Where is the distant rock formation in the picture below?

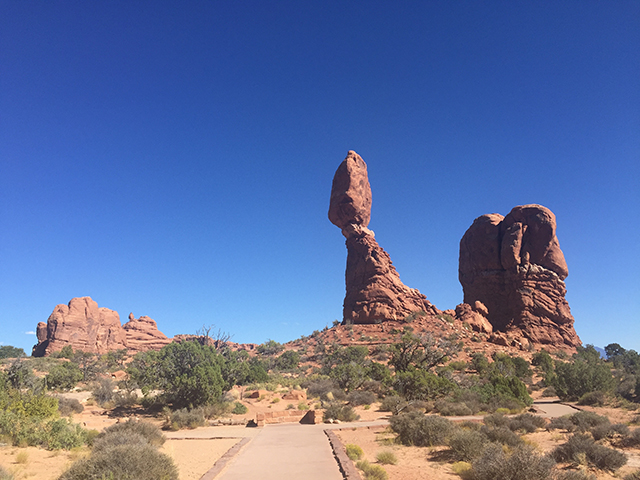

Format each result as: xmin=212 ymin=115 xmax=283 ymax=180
xmin=122 ymin=313 xmax=172 ymax=353
xmin=329 ymin=151 xmax=439 ymax=324
xmin=459 ymin=204 xmax=581 ymax=347
xmin=32 ymin=297 xmax=171 ymax=356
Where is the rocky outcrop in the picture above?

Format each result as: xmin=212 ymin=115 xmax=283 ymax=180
xmin=329 ymin=151 xmax=438 ymax=324
xmin=459 ymin=204 xmax=581 ymax=347
xmin=454 ymin=302 xmax=493 ymax=334
xmin=32 ymin=297 xmax=127 ymax=357
xmin=32 ymin=297 xmax=171 ymax=356
xmin=122 ymin=313 xmax=172 ymax=353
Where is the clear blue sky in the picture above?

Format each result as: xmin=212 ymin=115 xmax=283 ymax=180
xmin=1 ymin=1 xmax=638 ymax=355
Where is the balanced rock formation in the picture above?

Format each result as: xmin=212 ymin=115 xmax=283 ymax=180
xmin=459 ymin=204 xmax=581 ymax=347
xmin=32 ymin=297 xmax=171 ymax=356
xmin=329 ymin=151 xmax=438 ymax=324
xmin=122 ymin=313 xmax=172 ymax=353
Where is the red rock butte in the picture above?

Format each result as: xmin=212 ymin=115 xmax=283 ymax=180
xmin=329 ymin=151 xmax=439 ymax=324
xmin=459 ymin=205 xmax=581 ymax=347
xmin=32 ymin=296 xmax=171 ymax=356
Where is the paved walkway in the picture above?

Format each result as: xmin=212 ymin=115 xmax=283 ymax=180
xmin=214 ymin=423 xmax=343 ymax=480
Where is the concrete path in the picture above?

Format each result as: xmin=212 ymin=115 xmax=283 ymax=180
xmin=531 ymin=399 xmax=580 ymax=418
xmin=215 ymin=423 xmax=343 ymax=480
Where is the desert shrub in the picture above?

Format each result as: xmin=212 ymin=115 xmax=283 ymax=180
xmin=552 ymin=433 xmax=627 ymax=471
xmin=323 ymin=403 xmax=360 ymax=422
xmin=92 ymin=431 xmax=148 ymax=452
xmin=91 ymin=378 xmax=116 ymax=407
xmin=451 ymin=461 xmax=472 ymax=476
xmin=356 ymin=460 xmax=388 ymax=480
xmin=471 ymin=443 xmax=555 ymax=480
xmin=577 ymin=391 xmax=607 ymax=406
xmin=347 ymin=390 xmax=376 ymax=406
xmin=547 ymin=415 xmax=575 ymax=431
xmin=542 ymin=386 xmax=557 ymax=397
xmin=555 ymin=471 xmax=597 ymax=480
xmin=376 ymin=450 xmax=397 ymax=465
xmin=59 ymin=442 xmax=178 ymax=480
xmin=569 ymin=411 xmax=610 ymax=432
xmin=97 ymin=419 xmax=165 ymax=447
xmin=197 ymin=401 xmax=233 ymax=418
xmin=623 ymin=428 xmax=640 ymax=447
xmin=345 ymin=443 xmax=364 ymax=460
xmin=483 ymin=412 xmax=511 ymax=429
xmin=232 ymin=401 xmax=248 ymax=414
xmin=57 ymin=397 xmax=84 ymax=416
xmin=0 ymin=466 xmax=13 ymax=480
xmin=591 ymin=423 xmax=629 ymax=441
xmin=460 ymin=420 xmax=482 ymax=431
xmin=46 ymin=362 xmax=83 ymax=391
xmin=470 ymin=353 xmax=489 ymax=375
xmin=164 ymin=407 xmax=205 ymax=430
xmin=449 ymin=361 xmax=467 ymax=371
xmin=509 ymin=413 xmax=547 ymax=433
xmin=434 ymin=399 xmax=472 ymax=416
xmin=480 ymin=426 xmax=523 ymax=447
xmin=390 ymin=412 xmax=456 ymax=447
xmin=625 ymin=471 xmax=640 ymax=480
xmin=379 ymin=395 xmax=407 ymax=415
xmin=448 ymin=428 xmax=489 ymax=462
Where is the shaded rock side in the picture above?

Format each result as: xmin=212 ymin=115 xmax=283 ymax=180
xmin=32 ymin=297 xmax=127 ymax=357
xmin=459 ymin=204 xmax=580 ymax=347
xmin=330 ymin=151 xmax=438 ymax=324
xmin=122 ymin=313 xmax=172 ymax=353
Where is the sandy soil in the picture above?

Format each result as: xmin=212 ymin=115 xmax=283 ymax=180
xmin=161 ymin=438 xmax=240 ymax=480
xmin=0 ymin=445 xmax=88 ymax=480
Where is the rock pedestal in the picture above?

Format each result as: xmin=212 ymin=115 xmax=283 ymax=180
xmin=329 ymin=151 xmax=438 ymax=324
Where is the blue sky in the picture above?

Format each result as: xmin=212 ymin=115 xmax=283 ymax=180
xmin=1 ymin=1 xmax=638 ymax=355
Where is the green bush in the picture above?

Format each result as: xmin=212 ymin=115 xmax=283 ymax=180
xmin=97 ymin=419 xmax=165 ymax=447
xmin=393 ymin=368 xmax=456 ymax=401
xmin=323 ymin=403 xmax=360 ymax=422
xmin=554 ymin=345 xmax=615 ymax=400
xmin=625 ymin=471 xmax=640 ymax=480
xmin=345 ymin=443 xmax=364 ymax=460
xmin=91 ymin=378 xmax=116 ymax=407
xmin=232 ymin=401 xmax=248 ymax=414
xmin=0 ymin=346 xmax=25 ymax=360
xmin=471 ymin=443 xmax=555 ymax=480
xmin=59 ymin=442 xmax=178 ymax=480
xmin=551 ymin=433 xmax=627 ymax=471
xmin=434 ymin=399 xmax=472 ymax=416
xmin=375 ymin=450 xmax=397 ymax=465
xmin=591 ymin=423 xmax=629 ymax=441
xmin=46 ymin=362 xmax=83 ymax=391
xmin=447 ymin=428 xmax=489 ymax=462
xmin=57 ymin=397 xmax=84 ymax=416
xmin=390 ymin=412 xmax=456 ymax=447
xmin=508 ymin=413 xmax=547 ymax=433
xmin=379 ymin=395 xmax=407 ymax=415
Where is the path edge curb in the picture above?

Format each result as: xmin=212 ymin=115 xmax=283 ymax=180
xmin=199 ymin=437 xmax=251 ymax=480
xmin=324 ymin=429 xmax=363 ymax=480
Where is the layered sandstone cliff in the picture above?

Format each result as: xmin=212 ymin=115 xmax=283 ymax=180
xmin=459 ymin=204 xmax=581 ymax=347
xmin=329 ymin=151 xmax=438 ymax=324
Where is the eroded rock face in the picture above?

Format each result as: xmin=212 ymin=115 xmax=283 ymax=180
xmin=459 ymin=204 xmax=580 ymax=347
xmin=122 ymin=313 xmax=172 ymax=353
xmin=32 ymin=297 xmax=127 ymax=357
xmin=32 ymin=297 xmax=171 ymax=356
xmin=330 ymin=151 xmax=438 ymax=324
